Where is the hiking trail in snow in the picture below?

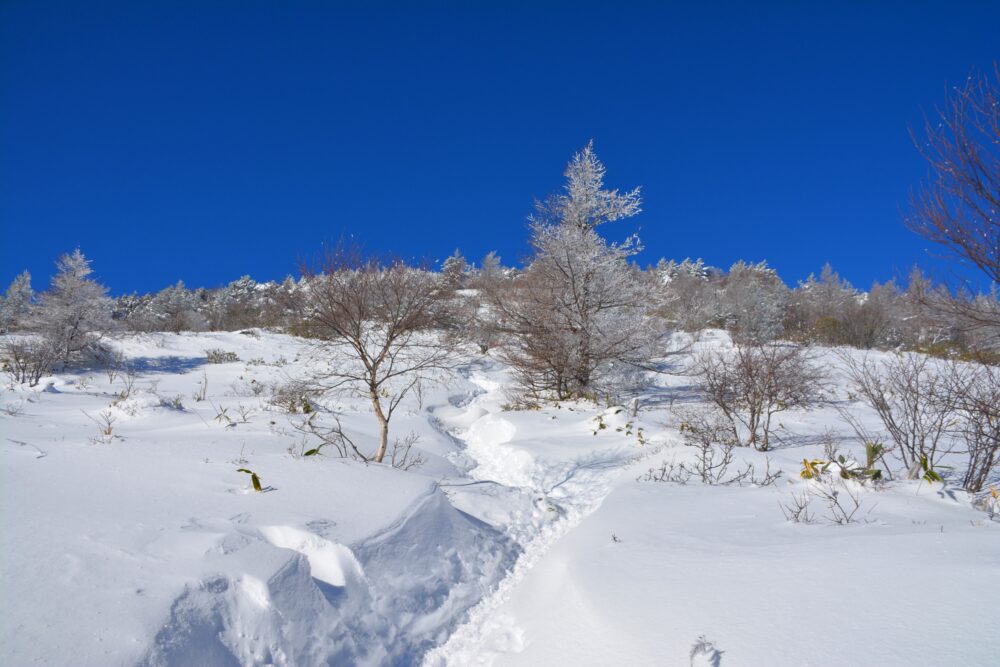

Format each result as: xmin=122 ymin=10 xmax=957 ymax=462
xmin=424 ymin=364 xmax=655 ymax=666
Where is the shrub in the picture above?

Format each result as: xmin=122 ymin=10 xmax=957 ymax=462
xmin=692 ymin=341 xmax=827 ymax=451
xmin=838 ymin=351 xmax=955 ymax=474
xmin=2 ymin=338 xmax=56 ymax=387
xmin=205 ymin=349 xmax=240 ymax=364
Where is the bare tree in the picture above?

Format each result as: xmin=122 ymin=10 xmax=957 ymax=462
xmin=906 ymin=65 xmax=1000 ymax=344
xmin=2 ymin=337 xmax=57 ymax=387
xmin=838 ymin=352 xmax=956 ymax=473
xmin=907 ymin=63 xmax=1000 ymax=285
xmin=692 ymin=341 xmax=827 ymax=451
xmin=293 ymin=244 xmax=452 ymax=463
xmin=943 ymin=360 xmax=1000 ymax=492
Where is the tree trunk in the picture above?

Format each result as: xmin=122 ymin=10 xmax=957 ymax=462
xmin=371 ymin=395 xmax=389 ymax=463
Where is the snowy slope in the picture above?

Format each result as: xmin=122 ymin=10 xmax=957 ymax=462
xmin=1 ymin=332 xmax=515 ymax=666
xmin=2 ymin=330 xmax=998 ymax=666
xmin=428 ymin=335 xmax=1000 ymax=667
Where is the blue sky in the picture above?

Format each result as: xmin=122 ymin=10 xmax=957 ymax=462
xmin=1 ymin=1 xmax=998 ymax=295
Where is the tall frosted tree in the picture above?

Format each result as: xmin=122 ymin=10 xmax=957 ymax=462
xmin=34 ymin=249 xmax=113 ymax=366
xmin=531 ymin=140 xmax=642 ymax=231
xmin=490 ymin=143 xmax=664 ymax=399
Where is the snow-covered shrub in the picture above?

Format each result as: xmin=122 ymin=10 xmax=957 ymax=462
xmin=205 ymin=349 xmax=240 ymax=364
xmin=268 ymin=380 xmax=316 ymax=414
xmin=389 ymin=432 xmax=426 ymax=471
xmin=783 ymin=478 xmax=870 ymax=525
xmin=812 ymin=479 xmax=867 ymax=524
xmin=798 ymin=448 xmax=884 ymax=483
xmin=159 ymin=394 xmax=185 ymax=411
xmin=642 ymin=458 xmax=692 ymax=484
xmin=779 ymin=491 xmax=815 ymax=523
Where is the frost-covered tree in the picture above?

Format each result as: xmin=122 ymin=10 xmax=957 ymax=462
xmin=787 ymin=264 xmax=858 ymax=344
xmin=33 ymin=249 xmax=114 ymax=366
xmin=211 ymin=275 xmax=261 ymax=330
xmin=112 ymin=293 xmax=147 ymax=330
xmin=531 ymin=140 xmax=642 ymax=231
xmin=718 ymin=261 xmax=789 ymax=344
xmin=897 ymin=267 xmax=954 ymax=348
xmin=654 ymin=258 xmax=722 ymax=332
xmin=469 ymin=251 xmax=507 ymax=290
xmin=656 ymin=257 xmax=713 ymax=284
xmin=841 ymin=280 xmax=902 ymax=349
xmin=490 ymin=144 xmax=664 ymax=399
xmin=146 ymin=281 xmax=202 ymax=332
xmin=441 ymin=249 xmax=469 ymax=289
xmin=0 ymin=271 xmax=34 ymax=333
xmin=256 ymin=276 xmax=298 ymax=328
xmin=443 ymin=251 xmax=508 ymax=354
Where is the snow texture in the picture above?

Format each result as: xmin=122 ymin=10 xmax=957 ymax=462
xmin=2 ymin=330 xmax=998 ymax=666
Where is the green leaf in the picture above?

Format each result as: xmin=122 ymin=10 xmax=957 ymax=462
xmin=304 ymin=448 xmax=320 ymax=456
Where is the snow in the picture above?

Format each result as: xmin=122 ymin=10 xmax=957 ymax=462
xmin=2 ymin=330 xmax=998 ymax=666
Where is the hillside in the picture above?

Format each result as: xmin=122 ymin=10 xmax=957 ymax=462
xmin=2 ymin=330 xmax=997 ymax=666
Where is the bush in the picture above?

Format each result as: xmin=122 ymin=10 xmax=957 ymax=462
xmin=205 ymin=349 xmax=240 ymax=364
xmin=2 ymin=338 xmax=56 ymax=387
xmin=268 ymin=381 xmax=317 ymax=414
xmin=838 ymin=352 xmax=955 ymax=474
xmin=944 ymin=361 xmax=1000 ymax=493
xmin=692 ymin=341 xmax=827 ymax=451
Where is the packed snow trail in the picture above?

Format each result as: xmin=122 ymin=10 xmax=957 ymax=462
xmin=424 ymin=364 xmax=652 ymax=666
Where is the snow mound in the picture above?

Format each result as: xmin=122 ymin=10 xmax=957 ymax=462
xmin=464 ymin=415 xmax=535 ymax=488
xmin=139 ymin=541 xmax=338 ymax=667
xmin=259 ymin=524 xmax=365 ymax=588
xmin=137 ymin=489 xmax=516 ymax=667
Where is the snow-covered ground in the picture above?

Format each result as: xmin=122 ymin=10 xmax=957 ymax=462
xmin=2 ymin=330 xmax=998 ymax=666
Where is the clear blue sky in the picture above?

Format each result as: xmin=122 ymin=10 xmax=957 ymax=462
xmin=1 ymin=1 xmax=998 ymax=295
